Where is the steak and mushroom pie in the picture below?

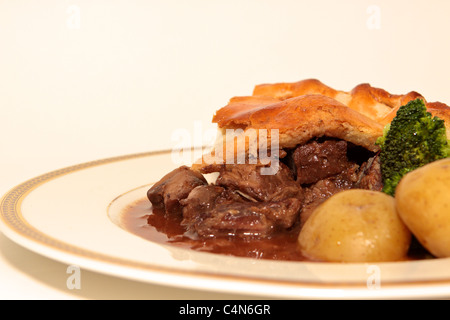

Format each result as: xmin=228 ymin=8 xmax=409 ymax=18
xmin=145 ymin=79 xmax=450 ymax=262
xmin=148 ymin=82 xmax=388 ymax=238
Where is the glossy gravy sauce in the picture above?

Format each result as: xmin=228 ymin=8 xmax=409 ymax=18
xmin=121 ymin=199 xmax=309 ymax=261
xmin=121 ymin=199 xmax=430 ymax=262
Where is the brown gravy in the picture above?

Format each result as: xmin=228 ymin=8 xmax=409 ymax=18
xmin=121 ymin=199 xmax=309 ymax=261
xmin=121 ymin=199 xmax=431 ymax=262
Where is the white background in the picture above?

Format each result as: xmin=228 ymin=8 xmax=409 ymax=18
xmin=1 ymin=0 xmax=450 ymax=299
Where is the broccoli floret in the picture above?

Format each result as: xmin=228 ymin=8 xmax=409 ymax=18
xmin=376 ymin=98 xmax=450 ymax=196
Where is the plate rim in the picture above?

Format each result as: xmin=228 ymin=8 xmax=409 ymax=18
xmin=2 ymin=149 xmax=450 ymax=299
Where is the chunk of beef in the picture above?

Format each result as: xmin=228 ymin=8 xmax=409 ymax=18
xmin=215 ymin=163 xmax=303 ymax=202
xmin=180 ymin=185 xmax=244 ymax=224
xmin=181 ymin=185 xmax=302 ymax=239
xmin=147 ymin=166 xmax=207 ymax=215
xmin=357 ymin=155 xmax=383 ymax=191
xmin=300 ymin=164 xmax=359 ymax=225
xmin=198 ymin=199 xmax=302 ymax=238
xmin=147 ymin=138 xmax=383 ymax=240
xmin=293 ymin=139 xmax=352 ymax=184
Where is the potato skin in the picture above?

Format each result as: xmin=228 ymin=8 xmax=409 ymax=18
xmin=298 ymin=189 xmax=411 ymax=262
xmin=395 ymin=158 xmax=450 ymax=258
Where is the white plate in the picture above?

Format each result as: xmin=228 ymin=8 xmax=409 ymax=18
xmin=1 ymin=150 xmax=450 ymax=299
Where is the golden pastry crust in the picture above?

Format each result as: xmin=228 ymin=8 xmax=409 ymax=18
xmin=241 ymin=94 xmax=383 ymax=151
xmin=194 ymin=94 xmax=384 ymax=172
xmin=212 ymin=95 xmax=281 ymax=129
xmin=252 ymin=79 xmax=426 ymax=123
xmin=193 ymin=79 xmax=450 ymax=171
xmin=252 ymin=79 xmax=342 ymax=101
xmin=250 ymin=79 xmax=450 ymax=134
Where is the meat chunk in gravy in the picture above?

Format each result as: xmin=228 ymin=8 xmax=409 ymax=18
xmin=147 ymin=166 xmax=207 ymax=215
xmin=292 ymin=139 xmax=352 ymax=184
xmin=181 ymin=185 xmax=302 ymax=238
xmin=147 ymin=164 xmax=303 ymax=239
xmin=287 ymin=139 xmax=382 ymax=225
xmin=357 ymin=155 xmax=383 ymax=191
xmin=146 ymin=138 xmax=383 ymax=239
xmin=215 ymin=163 xmax=303 ymax=202
xmin=300 ymin=165 xmax=359 ymax=225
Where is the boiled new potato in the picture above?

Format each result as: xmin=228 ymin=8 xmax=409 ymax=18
xmin=298 ymin=189 xmax=411 ymax=262
xmin=395 ymin=158 xmax=450 ymax=258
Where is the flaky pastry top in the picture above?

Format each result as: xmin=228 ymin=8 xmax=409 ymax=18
xmin=192 ymin=79 xmax=450 ymax=171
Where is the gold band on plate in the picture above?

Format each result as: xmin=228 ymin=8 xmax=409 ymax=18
xmin=0 ymin=150 xmax=172 ymax=263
